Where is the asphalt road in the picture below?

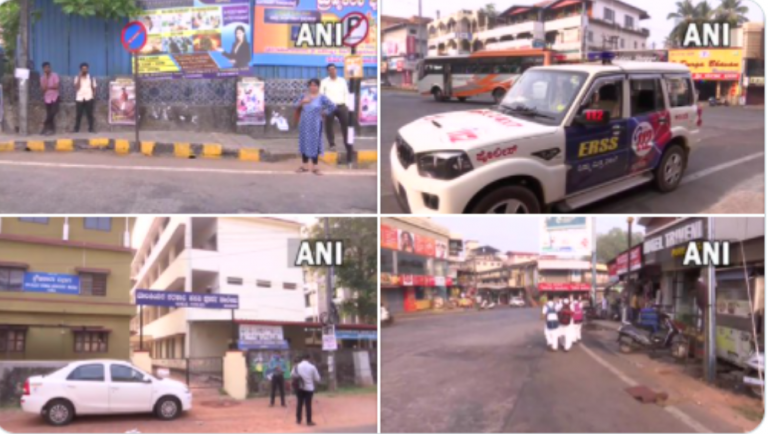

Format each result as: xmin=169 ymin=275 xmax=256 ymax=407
xmin=381 ymin=308 xmax=742 ymax=433
xmin=380 ymin=91 xmax=765 ymax=214
xmin=0 ymin=153 xmax=377 ymax=214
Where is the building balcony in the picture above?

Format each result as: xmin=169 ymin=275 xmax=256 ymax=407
xmin=544 ymin=15 xmax=584 ymax=32
xmin=486 ymin=38 xmax=541 ymax=51
xmin=475 ymin=21 xmax=544 ymax=42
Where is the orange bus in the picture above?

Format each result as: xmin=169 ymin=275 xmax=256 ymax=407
xmin=417 ymin=49 xmax=557 ymax=103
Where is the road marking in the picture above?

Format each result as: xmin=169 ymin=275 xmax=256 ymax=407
xmin=580 ymin=343 xmax=712 ymax=433
xmin=0 ymin=160 xmax=377 ymax=177
xmin=680 ymin=152 xmax=765 ymax=185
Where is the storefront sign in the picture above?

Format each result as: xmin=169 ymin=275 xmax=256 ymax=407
xmin=108 ymin=79 xmax=136 ymax=125
xmin=22 ymin=272 xmax=80 ymax=295
xmin=380 ymin=225 xmax=398 ymax=250
xmin=359 ymin=80 xmax=378 ymax=126
xmin=544 ymin=217 xmax=587 ymax=231
xmin=415 ymin=235 xmax=435 ymax=257
xmin=434 ymin=276 xmax=445 ymax=287
xmin=401 ymin=275 xmax=414 ymax=286
xmin=629 ymin=246 xmax=642 ymax=272
xmin=449 ymin=239 xmax=463 ymax=256
xmin=608 ymin=262 xmax=619 ymax=282
xmin=668 ymin=49 xmax=742 ymax=81
xmin=253 ymin=0 xmax=377 ymax=68
xmin=136 ymin=0 xmax=252 ymax=79
xmin=748 ymin=77 xmax=764 ymax=86
xmin=239 ymin=325 xmax=283 ymax=342
xmin=135 ymin=289 xmax=239 ymax=309
xmin=380 ymin=273 xmax=400 ymax=286
xmin=236 ymin=78 xmax=266 ymax=125
xmin=238 ymin=340 xmax=289 ymax=350
xmin=644 ymin=219 xmax=705 ymax=254
xmin=336 ymin=330 xmax=377 ymax=340
xmin=616 ymin=252 xmax=628 ymax=275
xmin=538 ymin=282 xmax=591 ymax=291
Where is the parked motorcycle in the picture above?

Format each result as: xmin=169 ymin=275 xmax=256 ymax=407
xmin=617 ymin=311 xmax=688 ymax=359
xmin=743 ymin=351 xmax=764 ymax=398
xmin=476 ymin=299 xmax=496 ymax=310
xmin=381 ymin=305 xmax=394 ymax=326
xmin=708 ymin=96 xmax=730 ymax=106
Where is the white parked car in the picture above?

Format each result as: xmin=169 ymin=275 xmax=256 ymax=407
xmin=21 ymin=359 xmax=192 ymax=426
xmin=391 ymin=60 xmax=701 ymax=213
xmin=509 ymin=297 xmax=526 ymax=307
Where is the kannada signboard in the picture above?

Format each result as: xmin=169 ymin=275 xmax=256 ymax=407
xmin=236 ymin=78 xmax=266 ymax=125
xmin=136 ymin=0 xmax=252 ymax=79
xmin=135 ymin=289 xmax=239 ymax=309
xmin=358 ymin=80 xmax=377 ymax=126
xmin=668 ymin=49 xmax=742 ymax=81
xmin=109 ymin=79 xmax=137 ymax=125
xmin=252 ymin=0 xmax=377 ymax=68
xmin=335 ymin=330 xmax=377 ymax=340
xmin=238 ymin=324 xmax=288 ymax=350
xmin=23 ymin=272 xmax=80 ymax=295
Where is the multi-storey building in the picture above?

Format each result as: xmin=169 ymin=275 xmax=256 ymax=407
xmin=382 ymin=15 xmax=432 ymax=87
xmin=427 ymin=0 xmax=649 ymax=61
xmin=0 ymin=217 xmax=134 ymax=360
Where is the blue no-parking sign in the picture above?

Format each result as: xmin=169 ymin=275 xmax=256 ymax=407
xmin=121 ymin=21 xmax=148 ymax=54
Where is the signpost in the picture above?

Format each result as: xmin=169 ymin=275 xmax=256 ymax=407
xmin=342 ymin=12 xmax=370 ymax=167
xmin=121 ymin=21 xmax=147 ymax=149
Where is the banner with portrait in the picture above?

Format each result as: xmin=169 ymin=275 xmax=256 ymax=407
xmin=136 ymin=0 xmax=252 ymax=79
xmin=236 ymin=78 xmax=266 ymax=125
xmin=359 ymin=80 xmax=377 ymax=126
xmin=252 ymin=0 xmax=377 ymax=68
xmin=109 ymin=79 xmax=136 ymax=125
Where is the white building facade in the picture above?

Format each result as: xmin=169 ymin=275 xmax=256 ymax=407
xmin=131 ymin=217 xmax=306 ymax=360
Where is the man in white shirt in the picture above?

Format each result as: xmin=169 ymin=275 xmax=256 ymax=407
xmin=319 ymin=64 xmax=349 ymax=152
xmin=294 ymin=354 xmax=321 ymax=426
xmin=74 ymin=62 xmax=97 ymax=133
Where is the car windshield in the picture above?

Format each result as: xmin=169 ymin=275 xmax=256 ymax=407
xmin=498 ymin=70 xmax=588 ymax=125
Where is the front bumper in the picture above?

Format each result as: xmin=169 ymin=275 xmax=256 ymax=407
xmin=389 ymin=145 xmax=477 ymax=214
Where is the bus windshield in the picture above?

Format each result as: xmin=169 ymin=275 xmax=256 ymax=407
xmin=499 ymin=70 xmax=588 ymax=125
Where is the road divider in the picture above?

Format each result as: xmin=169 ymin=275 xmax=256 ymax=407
xmin=0 ymin=138 xmax=378 ymax=167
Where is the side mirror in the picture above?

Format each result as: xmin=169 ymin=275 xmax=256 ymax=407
xmin=574 ymin=109 xmax=611 ymax=127
xmin=142 ymin=376 xmax=152 ymax=384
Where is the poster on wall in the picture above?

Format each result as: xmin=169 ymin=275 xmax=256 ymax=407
xmin=398 ymin=229 xmax=415 ymax=253
xmin=359 ymin=80 xmax=377 ymax=126
xmin=414 ymin=235 xmax=435 ymax=257
xmin=109 ymin=79 xmax=137 ymax=125
xmin=136 ymin=0 xmax=252 ymax=79
xmin=252 ymin=0 xmax=377 ymax=68
xmin=435 ymin=240 xmax=447 ymax=259
xmin=236 ymin=78 xmax=266 ymax=125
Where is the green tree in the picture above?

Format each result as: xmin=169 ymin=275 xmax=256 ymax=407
xmin=667 ymin=0 xmax=714 ymax=46
xmin=596 ymin=228 xmax=644 ymax=263
xmin=306 ymin=218 xmax=377 ymax=324
xmin=52 ymin=0 xmax=142 ymax=20
xmin=480 ymin=3 xmax=498 ymax=29
xmin=0 ymin=1 xmax=21 ymax=72
xmin=715 ymin=0 xmax=750 ymax=26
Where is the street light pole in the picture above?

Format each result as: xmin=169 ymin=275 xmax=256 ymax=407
xmin=626 ymin=217 xmax=634 ymax=323
xmin=324 ymin=217 xmax=337 ymax=391
xmin=591 ymin=217 xmax=597 ymax=308
xmin=705 ymin=217 xmax=717 ymax=383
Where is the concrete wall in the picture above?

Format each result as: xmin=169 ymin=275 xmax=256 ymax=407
xmin=189 ymin=321 xmax=232 ymax=358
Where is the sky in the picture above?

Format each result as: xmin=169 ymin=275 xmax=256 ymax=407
xmin=384 ymin=0 xmax=765 ymax=47
xmin=429 ymin=216 xmax=644 ymax=253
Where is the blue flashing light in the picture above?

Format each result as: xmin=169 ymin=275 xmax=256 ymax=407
xmin=588 ymin=51 xmax=616 ymax=64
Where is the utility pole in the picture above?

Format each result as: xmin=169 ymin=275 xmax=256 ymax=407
xmin=625 ymin=217 xmax=634 ymax=323
xmin=324 ymin=218 xmax=338 ymax=391
xmin=590 ymin=217 xmax=597 ymax=308
xmin=705 ymin=217 xmax=717 ymax=383
xmin=18 ymin=0 xmax=29 ymax=136
xmin=418 ymin=0 xmax=423 ymax=60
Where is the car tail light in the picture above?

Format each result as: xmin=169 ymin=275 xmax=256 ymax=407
xmin=696 ymin=106 xmax=702 ymax=127
xmin=23 ymin=380 xmax=30 ymax=396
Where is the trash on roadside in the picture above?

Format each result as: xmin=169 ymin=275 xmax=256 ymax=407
xmin=626 ymin=385 xmax=669 ymax=405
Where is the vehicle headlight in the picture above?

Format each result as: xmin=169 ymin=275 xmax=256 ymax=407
xmin=417 ymin=151 xmax=474 ymax=180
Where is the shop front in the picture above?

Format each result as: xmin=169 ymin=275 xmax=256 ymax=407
xmin=669 ymin=49 xmax=743 ymax=104
xmin=538 ymin=282 xmax=591 ymax=301
xmin=745 ymin=76 xmax=764 ymax=106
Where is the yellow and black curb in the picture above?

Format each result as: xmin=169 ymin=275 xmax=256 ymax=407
xmin=0 ymin=138 xmax=378 ymax=166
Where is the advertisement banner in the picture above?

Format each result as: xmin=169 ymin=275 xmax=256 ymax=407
xmin=236 ymin=78 xmax=266 ymax=125
xmin=616 ymin=252 xmax=629 ymax=275
xmin=414 ymin=235 xmax=435 ymax=257
xmin=345 ymin=55 xmax=364 ymax=79
xmin=538 ymin=282 xmax=591 ymax=291
xmin=359 ymin=80 xmax=378 ymax=126
xmin=608 ymin=262 xmax=619 ymax=282
xmin=449 ymin=239 xmax=463 ymax=256
xmin=109 ymin=79 xmax=136 ymax=125
xmin=397 ymin=229 xmax=415 ymax=253
xmin=380 ymin=273 xmax=400 ymax=286
xmin=380 ymin=225 xmax=398 ymax=250
xmin=253 ymin=0 xmax=377 ymax=67
xmin=239 ymin=324 xmax=283 ymax=342
xmin=540 ymin=218 xmax=592 ymax=256
xmin=23 ymin=272 xmax=80 ymax=295
xmin=136 ymin=0 xmax=252 ymax=79
xmin=668 ymin=49 xmax=742 ymax=81
xmin=135 ymin=289 xmax=239 ymax=309
xmin=435 ymin=240 xmax=447 ymax=259
xmin=629 ymin=246 xmax=642 ymax=272
xmin=336 ymin=330 xmax=377 ymax=340
xmin=322 ymin=327 xmax=338 ymax=351
xmin=401 ymin=275 xmax=414 ymax=286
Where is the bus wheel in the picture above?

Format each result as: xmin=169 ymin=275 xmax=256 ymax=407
xmin=470 ymin=186 xmax=541 ymax=214
xmin=492 ymin=88 xmax=507 ymax=104
xmin=433 ymin=89 xmax=444 ymax=102
xmin=458 ymin=97 xmax=468 ymax=102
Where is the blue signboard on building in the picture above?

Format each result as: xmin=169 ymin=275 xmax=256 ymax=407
xmin=237 ymin=340 xmax=290 ymax=350
xmin=135 ymin=289 xmax=239 ymax=309
xmin=23 ymin=272 xmax=80 ymax=295
xmin=335 ymin=330 xmax=377 ymax=341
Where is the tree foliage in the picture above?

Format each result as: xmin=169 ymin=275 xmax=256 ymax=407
xmin=0 ymin=1 xmax=20 ymax=71
xmin=52 ymin=0 xmax=142 ymax=21
xmin=666 ymin=0 xmax=749 ymax=46
xmin=306 ymin=218 xmax=377 ymax=324
xmin=596 ymin=228 xmax=644 ymax=263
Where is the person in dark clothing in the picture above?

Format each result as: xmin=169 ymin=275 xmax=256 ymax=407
xmin=219 ymin=25 xmax=251 ymax=68
xmin=292 ymin=354 xmax=320 ymax=426
xmin=40 ymin=62 xmax=60 ymax=135
xmin=269 ymin=358 xmax=286 ymax=407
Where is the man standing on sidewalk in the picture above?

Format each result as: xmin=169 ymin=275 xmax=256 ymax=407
xmin=320 ymin=64 xmax=349 ymax=152
xmin=293 ymin=354 xmax=321 ymax=426
xmin=40 ymin=62 xmax=60 ymax=135
xmin=269 ymin=355 xmax=287 ymax=407
xmin=74 ymin=63 xmax=97 ymax=133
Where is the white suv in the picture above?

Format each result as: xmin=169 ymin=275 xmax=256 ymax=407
xmin=391 ymin=61 xmax=701 ymax=213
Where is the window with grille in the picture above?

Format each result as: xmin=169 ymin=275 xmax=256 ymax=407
xmin=0 ymin=267 xmax=25 ymax=292
xmin=257 ymin=280 xmax=272 ymax=288
xmin=84 ymin=217 xmax=112 ymax=232
xmin=0 ymin=330 xmax=26 ymax=352
xmin=227 ymin=277 xmax=243 ymax=285
xmin=283 ymin=283 xmax=297 ymax=290
xmin=79 ymin=273 xmax=107 ymax=296
xmin=18 ymin=217 xmax=49 ymax=224
xmin=74 ymin=331 xmax=109 ymax=353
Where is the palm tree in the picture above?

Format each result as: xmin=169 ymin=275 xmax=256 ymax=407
xmin=715 ymin=0 xmax=750 ymax=26
xmin=666 ymin=0 xmax=715 ymax=46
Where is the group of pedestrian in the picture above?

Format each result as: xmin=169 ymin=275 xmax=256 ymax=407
xmin=542 ymin=295 xmax=585 ymax=352
xmin=39 ymin=62 xmax=98 ymax=135
xmin=268 ymin=354 xmax=322 ymax=427
xmin=294 ymin=63 xmax=351 ymax=175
